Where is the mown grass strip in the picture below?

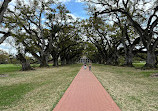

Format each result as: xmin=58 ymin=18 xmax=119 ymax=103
xmin=92 ymin=64 xmax=158 ymax=111
xmin=0 ymin=64 xmax=81 ymax=111
xmin=0 ymin=64 xmax=21 ymax=74
xmin=0 ymin=83 xmax=34 ymax=110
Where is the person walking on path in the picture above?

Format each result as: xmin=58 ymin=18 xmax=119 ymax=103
xmin=84 ymin=63 xmax=87 ymax=69
xmin=89 ymin=63 xmax=91 ymax=71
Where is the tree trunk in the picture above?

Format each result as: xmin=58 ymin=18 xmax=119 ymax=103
xmin=144 ymin=50 xmax=156 ymax=68
xmin=124 ymin=49 xmax=133 ymax=67
xmin=113 ymin=56 xmax=119 ymax=66
xmin=66 ymin=59 xmax=72 ymax=64
xmin=125 ymin=55 xmax=133 ymax=66
xmin=39 ymin=60 xmax=49 ymax=67
xmin=106 ymin=57 xmax=113 ymax=65
xmin=39 ymin=56 xmax=49 ymax=67
xmin=113 ymin=50 xmax=119 ymax=65
xmin=98 ymin=60 xmax=102 ymax=64
xmin=53 ymin=59 xmax=58 ymax=66
xmin=16 ymin=53 xmax=33 ymax=71
xmin=155 ymin=55 xmax=158 ymax=66
xmin=61 ymin=58 xmax=66 ymax=65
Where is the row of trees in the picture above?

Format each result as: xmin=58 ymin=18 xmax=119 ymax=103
xmin=82 ymin=0 xmax=158 ymax=68
xmin=0 ymin=0 xmax=158 ymax=70
xmin=1 ymin=0 xmax=84 ymax=70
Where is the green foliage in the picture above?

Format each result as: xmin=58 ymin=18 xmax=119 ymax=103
xmin=0 ymin=51 xmax=9 ymax=64
xmin=0 ymin=50 xmax=19 ymax=64
xmin=83 ymin=17 xmax=121 ymax=65
xmin=84 ymin=42 xmax=99 ymax=62
xmin=118 ymin=56 xmax=125 ymax=65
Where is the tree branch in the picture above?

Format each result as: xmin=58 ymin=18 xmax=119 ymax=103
xmin=147 ymin=6 xmax=158 ymax=29
xmin=95 ymin=8 xmax=144 ymax=35
xmin=0 ymin=0 xmax=12 ymax=23
xmin=0 ymin=31 xmax=10 ymax=44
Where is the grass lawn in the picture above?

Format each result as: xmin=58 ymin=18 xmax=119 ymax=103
xmin=0 ymin=64 xmax=21 ymax=74
xmin=0 ymin=64 xmax=81 ymax=111
xmin=133 ymin=62 xmax=146 ymax=68
xmin=92 ymin=64 xmax=158 ymax=111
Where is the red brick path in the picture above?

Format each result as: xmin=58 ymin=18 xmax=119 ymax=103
xmin=53 ymin=66 xmax=121 ymax=111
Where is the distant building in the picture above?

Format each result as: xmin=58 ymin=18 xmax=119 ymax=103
xmin=78 ymin=56 xmax=91 ymax=63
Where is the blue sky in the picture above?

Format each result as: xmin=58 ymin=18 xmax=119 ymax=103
xmin=64 ymin=1 xmax=89 ymax=19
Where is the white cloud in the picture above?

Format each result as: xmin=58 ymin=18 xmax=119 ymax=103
xmin=8 ymin=0 xmax=16 ymax=11
xmin=9 ymin=0 xmax=30 ymax=11
xmin=0 ymin=27 xmax=9 ymax=33
xmin=68 ymin=13 xmax=87 ymax=20
xmin=67 ymin=13 xmax=78 ymax=20
xmin=75 ymin=0 xmax=83 ymax=2
xmin=0 ymin=38 xmax=17 ymax=54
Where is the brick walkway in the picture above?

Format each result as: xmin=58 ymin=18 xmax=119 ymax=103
xmin=53 ymin=66 xmax=121 ymax=111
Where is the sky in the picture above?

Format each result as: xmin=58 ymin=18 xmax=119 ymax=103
xmin=0 ymin=0 xmax=89 ymax=54
xmin=63 ymin=0 xmax=89 ymax=19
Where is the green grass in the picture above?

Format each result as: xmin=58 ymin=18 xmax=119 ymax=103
xmin=1 ymin=63 xmax=158 ymax=111
xmin=0 ymin=64 xmax=81 ymax=111
xmin=0 ymin=83 xmax=33 ymax=110
xmin=0 ymin=64 xmax=21 ymax=74
xmin=92 ymin=64 xmax=158 ymax=111
xmin=133 ymin=62 xmax=146 ymax=68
